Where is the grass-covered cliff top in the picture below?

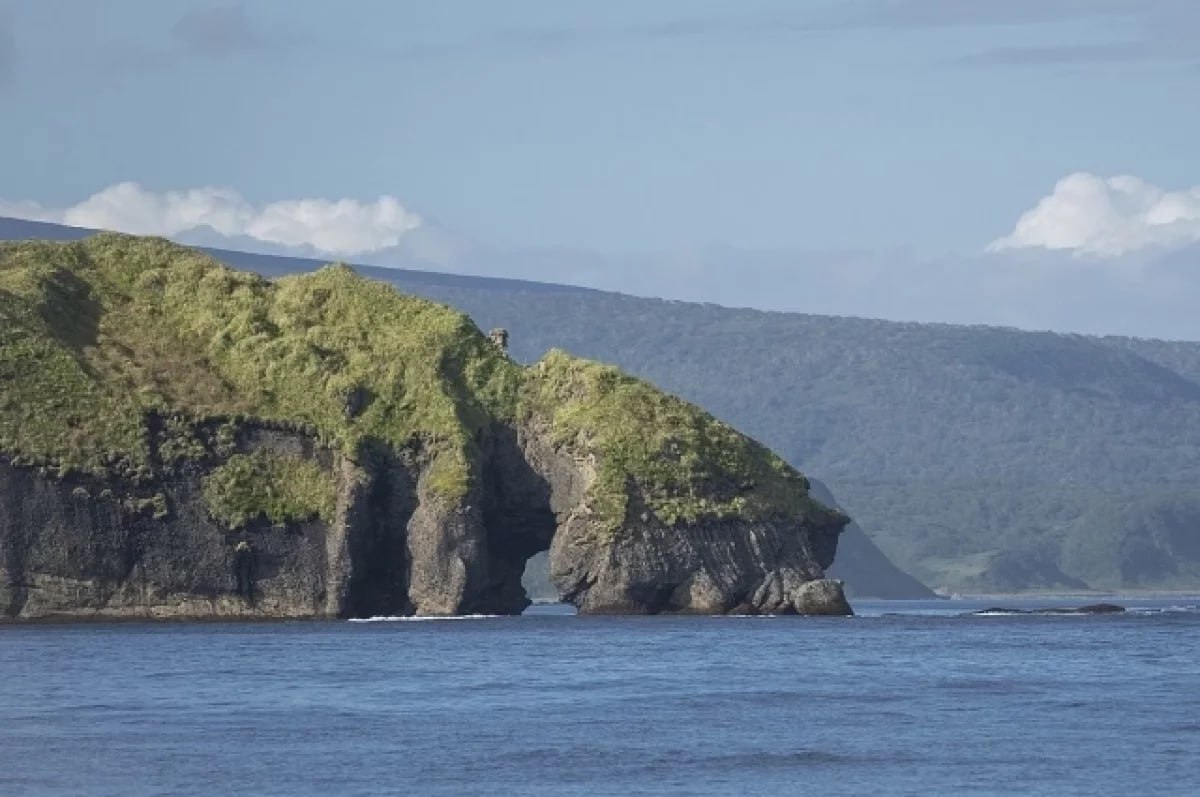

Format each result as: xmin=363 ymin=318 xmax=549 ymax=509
xmin=521 ymin=350 xmax=832 ymax=530
xmin=0 ymin=234 xmax=831 ymax=528
xmin=0 ymin=234 xmax=519 ymax=499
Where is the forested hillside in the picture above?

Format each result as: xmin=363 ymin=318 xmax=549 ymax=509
xmin=379 ymin=278 xmax=1200 ymax=593
xmin=5 ymin=218 xmax=1199 ymax=593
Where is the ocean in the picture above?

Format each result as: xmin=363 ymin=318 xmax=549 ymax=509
xmin=1 ymin=597 xmax=1197 ymax=796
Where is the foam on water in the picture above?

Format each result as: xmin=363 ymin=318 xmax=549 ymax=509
xmin=347 ymin=614 xmax=501 ymax=622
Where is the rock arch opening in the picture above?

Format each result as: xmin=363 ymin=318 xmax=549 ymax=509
xmin=479 ymin=426 xmax=560 ymax=614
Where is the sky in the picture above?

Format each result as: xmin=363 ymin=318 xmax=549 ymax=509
xmin=2 ymin=1 xmax=1200 ymax=339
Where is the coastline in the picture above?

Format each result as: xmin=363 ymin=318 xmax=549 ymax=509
xmin=938 ymin=589 xmax=1200 ymax=601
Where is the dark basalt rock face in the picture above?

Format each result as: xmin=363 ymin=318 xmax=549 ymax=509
xmin=549 ymin=511 xmax=846 ymax=616
xmin=0 ymin=431 xmax=342 ymax=620
xmin=513 ymin=416 xmax=850 ymax=617
xmin=1 ymin=416 xmax=850 ymax=620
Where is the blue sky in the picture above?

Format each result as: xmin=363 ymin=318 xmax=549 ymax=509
xmin=2 ymin=1 xmax=1200 ymax=337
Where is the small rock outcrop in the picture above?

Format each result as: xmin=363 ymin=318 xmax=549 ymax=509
xmin=488 ymin=328 xmax=509 ymax=355
xmin=967 ymin=603 xmax=1126 ymax=616
xmin=0 ymin=234 xmax=851 ymax=620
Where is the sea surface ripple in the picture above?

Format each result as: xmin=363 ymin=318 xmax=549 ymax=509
xmin=1 ymin=597 xmax=1197 ymax=796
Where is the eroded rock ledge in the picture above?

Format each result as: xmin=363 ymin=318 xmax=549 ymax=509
xmin=1 ymin=414 xmax=850 ymax=620
xmin=0 ymin=234 xmax=851 ymax=620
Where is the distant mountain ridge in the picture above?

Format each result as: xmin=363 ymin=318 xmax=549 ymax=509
xmin=8 ymin=217 xmax=1200 ymax=594
xmin=0 ymin=217 xmax=588 ymax=297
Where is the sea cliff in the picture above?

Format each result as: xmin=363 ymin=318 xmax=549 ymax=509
xmin=0 ymin=235 xmax=849 ymax=619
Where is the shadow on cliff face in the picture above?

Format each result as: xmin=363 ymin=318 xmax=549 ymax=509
xmin=37 ymin=268 xmax=102 ymax=355
xmin=479 ymin=425 xmax=558 ymax=614
xmin=342 ymin=438 xmax=419 ymax=618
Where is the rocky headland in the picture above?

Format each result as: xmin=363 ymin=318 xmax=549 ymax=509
xmin=0 ymin=235 xmax=850 ymax=620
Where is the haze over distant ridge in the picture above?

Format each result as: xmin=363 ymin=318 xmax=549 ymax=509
xmin=4 ymin=171 xmax=1200 ymax=342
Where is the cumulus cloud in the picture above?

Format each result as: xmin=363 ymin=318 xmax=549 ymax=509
xmin=0 ymin=182 xmax=422 ymax=257
xmin=989 ymin=172 xmax=1200 ymax=257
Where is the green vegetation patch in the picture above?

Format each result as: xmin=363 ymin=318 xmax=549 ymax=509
xmin=1 ymin=234 xmax=826 ymax=538
xmin=202 ymin=449 xmax=337 ymax=529
xmin=520 ymin=350 xmax=829 ymax=534
xmin=0 ymin=234 xmax=524 ymax=498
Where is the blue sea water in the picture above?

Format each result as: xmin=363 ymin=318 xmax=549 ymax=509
xmin=1 ymin=597 xmax=1198 ymax=796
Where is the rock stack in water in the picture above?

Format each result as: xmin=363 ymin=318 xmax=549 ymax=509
xmin=0 ymin=234 xmax=851 ymax=620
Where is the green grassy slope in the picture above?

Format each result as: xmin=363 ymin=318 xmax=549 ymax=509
xmin=0 ymin=235 xmax=829 ymax=536
xmin=0 ymin=235 xmax=520 ymax=504
xmin=520 ymin=350 xmax=826 ymax=535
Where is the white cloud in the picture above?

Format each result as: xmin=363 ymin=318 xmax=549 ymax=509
xmin=0 ymin=182 xmax=422 ymax=257
xmin=988 ymin=172 xmax=1200 ymax=257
